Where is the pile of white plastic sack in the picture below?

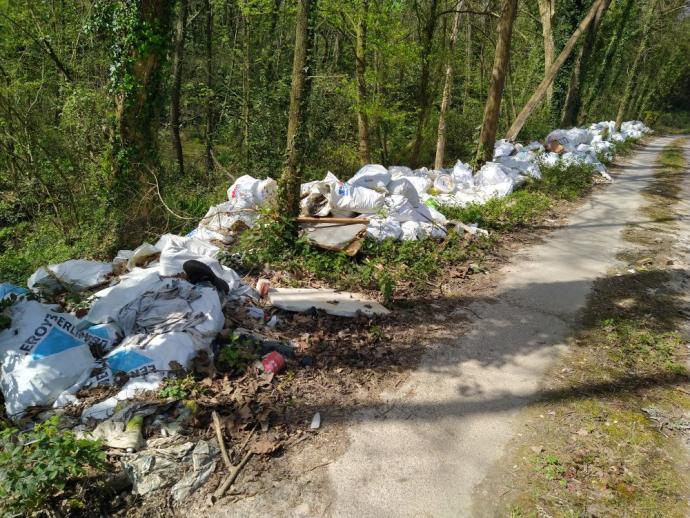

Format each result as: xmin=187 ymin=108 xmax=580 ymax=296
xmin=191 ymin=120 xmax=651 ymax=244
xmin=0 ymin=233 xmax=254 ymax=420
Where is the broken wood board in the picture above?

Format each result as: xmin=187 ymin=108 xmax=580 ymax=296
xmin=268 ymin=288 xmax=390 ymax=317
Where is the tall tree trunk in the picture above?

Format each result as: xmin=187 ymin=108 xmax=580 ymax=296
xmin=537 ymin=0 xmax=555 ymax=104
xmin=615 ymin=0 xmax=657 ymax=131
xmin=170 ymin=0 xmax=188 ymax=177
xmin=409 ymin=0 xmax=439 ymax=167
xmin=581 ymin=0 xmax=634 ymax=120
xmin=277 ymin=0 xmax=318 ymax=219
xmin=355 ymin=0 xmax=370 ymax=165
xmin=113 ymin=0 xmax=172 ymax=243
xmin=204 ymin=0 xmax=214 ymax=175
xmin=475 ymin=0 xmax=518 ymax=165
xmin=561 ymin=0 xmax=611 ymax=127
xmin=434 ymin=0 xmax=464 ymax=169
xmin=505 ymin=0 xmax=604 ymax=141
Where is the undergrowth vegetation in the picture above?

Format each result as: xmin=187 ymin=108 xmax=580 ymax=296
xmin=0 ymin=416 xmax=106 ymax=517
xmin=230 ymin=161 xmax=598 ymax=301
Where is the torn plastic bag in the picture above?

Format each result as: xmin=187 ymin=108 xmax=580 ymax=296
xmin=433 ymin=174 xmax=456 ymax=193
xmin=538 ymin=152 xmax=561 ymax=167
xmin=0 ymin=283 xmax=28 ymax=302
xmin=115 ymin=281 xmax=223 ymax=339
xmin=87 ymin=268 xmax=163 ymax=325
xmin=348 ymin=164 xmax=391 ymax=191
xmin=494 ymin=139 xmax=515 ymax=158
xmin=496 ymin=156 xmax=541 ymax=180
xmin=227 ymin=175 xmax=277 ymax=209
xmin=474 ymin=162 xmax=514 ymax=198
xmin=122 ymin=438 xmax=217 ymax=501
xmin=526 ymin=141 xmax=545 ymax=152
xmin=0 ymin=301 xmax=94 ymax=417
xmin=28 ymin=260 xmax=113 ymax=295
xmin=451 ymin=160 xmax=474 ymax=190
xmin=81 ymin=373 xmax=166 ymax=421
xmin=196 ymin=201 xmax=258 ymax=242
xmin=545 ymin=128 xmax=593 ymax=153
xmin=366 ymin=217 xmax=403 ymax=241
xmin=388 ymin=165 xmax=413 ymax=179
xmin=387 ymin=178 xmax=421 ymax=207
xmin=397 ymin=175 xmax=432 ymax=196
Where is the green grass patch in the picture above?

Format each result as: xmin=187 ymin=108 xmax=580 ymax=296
xmin=659 ymin=140 xmax=687 ymax=169
xmin=529 ymin=161 xmax=596 ymax=201
xmin=439 ymin=190 xmax=552 ymax=231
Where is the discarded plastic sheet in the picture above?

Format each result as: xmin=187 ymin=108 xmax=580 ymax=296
xmin=300 ymin=222 xmax=368 ymax=256
xmin=268 ymin=288 xmax=390 ymax=317
xmin=122 ymin=437 xmax=218 ymax=500
xmin=28 ymin=260 xmax=113 ymax=295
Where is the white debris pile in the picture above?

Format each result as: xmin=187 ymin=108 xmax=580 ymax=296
xmin=0 ymin=233 xmax=256 ymax=420
xmin=188 ymin=120 xmax=651 ymax=243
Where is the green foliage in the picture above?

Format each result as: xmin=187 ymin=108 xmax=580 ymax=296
xmin=217 ymin=335 xmax=259 ymax=373
xmin=440 ymin=191 xmax=552 ymax=231
xmin=0 ymin=416 xmax=106 ymax=517
xmin=529 ymin=162 xmax=595 ymax=201
xmin=232 ymin=211 xmax=490 ymax=302
xmin=158 ymin=375 xmax=202 ymax=400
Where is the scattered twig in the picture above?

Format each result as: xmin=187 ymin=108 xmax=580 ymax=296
xmin=211 ymin=411 xmax=232 ymax=470
xmin=147 ymin=166 xmax=196 ymax=220
xmin=304 ymin=460 xmax=332 ymax=473
xmin=213 ymin=451 xmax=253 ymax=501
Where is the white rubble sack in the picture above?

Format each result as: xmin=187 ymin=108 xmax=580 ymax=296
xmin=474 ymin=162 xmax=514 ymax=198
xmin=0 ymin=301 xmax=95 ymax=417
xmin=227 ymin=175 xmax=277 ymax=209
xmin=387 ymin=178 xmax=421 ymax=207
xmin=348 ymin=164 xmax=391 ymax=191
xmin=28 ymin=260 xmax=113 ymax=294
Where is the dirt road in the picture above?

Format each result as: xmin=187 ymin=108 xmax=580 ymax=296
xmin=200 ymin=137 xmax=686 ymax=518
xmin=323 ymin=136 xmax=684 ymax=517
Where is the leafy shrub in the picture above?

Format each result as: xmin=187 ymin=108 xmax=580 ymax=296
xmin=0 ymin=416 xmax=106 ymax=517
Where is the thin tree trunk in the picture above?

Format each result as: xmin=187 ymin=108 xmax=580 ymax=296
xmin=537 ymin=0 xmax=555 ymax=104
xmin=615 ymin=0 xmax=657 ymax=131
xmin=277 ymin=0 xmax=318 ymax=219
xmin=581 ymin=0 xmax=634 ymax=120
xmin=434 ymin=0 xmax=464 ymax=169
xmin=242 ymin=13 xmax=251 ymax=166
xmin=204 ymin=0 xmax=214 ymax=175
xmin=170 ymin=0 xmax=188 ymax=177
xmin=475 ymin=0 xmax=518 ymax=165
xmin=463 ymin=12 xmax=471 ymax=113
xmin=561 ymin=0 xmax=611 ymax=127
xmin=505 ymin=0 xmax=604 ymax=141
xmin=355 ymin=0 xmax=370 ymax=165
xmin=409 ymin=0 xmax=439 ymax=167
